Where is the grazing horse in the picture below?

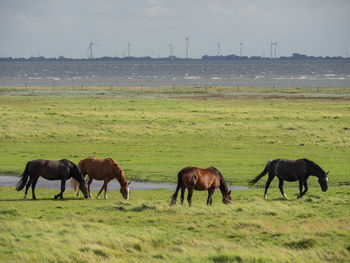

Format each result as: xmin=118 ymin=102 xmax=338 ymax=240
xmin=16 ymin=159 xmax=88 ymax=200
xmin=72 ymin=157 xmax=130 ymax=200
xmin=170 ymin=166 xmax=232 ymax=206
xmin=249 ymin=158 xmax=329 ymax=200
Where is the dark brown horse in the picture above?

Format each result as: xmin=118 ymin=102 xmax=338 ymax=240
xmin=16 ymin=159 xmax=88 ymax=200
xmin=72 ymin=157 xmax=130 ymax=200
xmin=170 ymin=166 xmax=232 ymax=206
xmin=249 ymin=158 xmax=329 ymax=200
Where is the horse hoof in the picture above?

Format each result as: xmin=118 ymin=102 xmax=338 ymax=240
xmin=54 ymin=195 xmax=58 ymax=199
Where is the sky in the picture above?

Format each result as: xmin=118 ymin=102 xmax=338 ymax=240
xmin=0 ymin=0 xmax=350 ymax=58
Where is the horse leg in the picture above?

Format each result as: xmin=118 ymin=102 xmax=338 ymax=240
xmin=210 ymin=188 xmax=215 ymax=205
xmin=264 ymin=173 xmax=274 ymax=200
xmin=278 ymin=178 xmax=289 ymax=200
xmin=55 ymin=179 xmax=66 ymax=199
xmin=24 ymin=176 xmax=33 ymax=200
xmin=297 ymin=180 xmax=304 ymax=198
xmin=207 ymin=188 xmax=215 ymax=205
xmin=187 ymin=188 xmax=194 ymax=207
xmin=87 ymin=178 xmax=93 ymax=198
xmin=104 ymin=179 xmax=109 ymax=199
xmin=31 ymin=176 xmax=39 ymax=200
xmin=170 ymin=185 xmax=181 ymax=205
xmin=300 ymin=181 xmax=308 ymax=197
xmin=97 ymin=181 xmax=107 ymax=199
xmin=180 ymin=187 xmax=185 ymax=205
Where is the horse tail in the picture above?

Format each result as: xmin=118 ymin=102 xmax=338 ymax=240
xmin=176 ymin=169 xmax=184 ymax=190
xmin=70 ymin=177 xmax=80 ymax=191
xmin=248 ymin=160 xmax=272 ymax=186
xmin=16 ymin=162 xmax=30 ymax=191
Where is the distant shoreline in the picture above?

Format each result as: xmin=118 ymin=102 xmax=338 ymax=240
xmin=1 ymin=53 xmax=349 ymax=62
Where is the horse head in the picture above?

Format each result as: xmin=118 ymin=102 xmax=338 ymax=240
xmin=222 ymin=190 xmax=232 ymax=204
xmin=120 ymin=181 xmax=131 ymax=200
xmin=78 ymin=179 xmax=89 ymax=198
xmin=318 ymin=171 xmax=329 ymax=192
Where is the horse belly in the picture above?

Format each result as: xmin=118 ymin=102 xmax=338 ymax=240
xmin=193 ymin=176 xmax=217 ymax=190
xmin=278 ymin=172 xmax=297 ymax=182
xmin=86 ymin=167 xmax=110 ymax=180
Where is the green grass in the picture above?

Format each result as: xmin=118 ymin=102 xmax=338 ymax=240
xmin=0 ymin=186 xmax=349 ymax=262
xmin=0 ymin=92 xmax=349 ymax=187
xmin=0 ymin=89 xmax=350 ymax=262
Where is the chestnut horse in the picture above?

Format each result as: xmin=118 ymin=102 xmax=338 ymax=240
xmin=249 ymin=158 xmax=329 ymax=200
xmin=16 ymin=159 xmax=88 ymax=200
xmin=71 ymin=157 xmax=130 ymax=200
xmin=170 ymin=166 xmax=232 ymax=206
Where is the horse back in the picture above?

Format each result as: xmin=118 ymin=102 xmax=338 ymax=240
xmin=28 ymin=159 xmax=69 ymax=180
xmin=274 ymin=159 xmax=308 ymax=181
xmin=181 ymin=166 xmax=220 ymax=190
xmin=78 ymin=157 xmax=116 ymax=180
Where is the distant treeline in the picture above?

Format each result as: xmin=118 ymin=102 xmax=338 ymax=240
xmin=0 ymin=53 xmax=349 ymax=62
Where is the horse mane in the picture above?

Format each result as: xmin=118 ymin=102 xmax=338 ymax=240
xmin=105 ymin=157 xmax=127 ymax=185
xmin=302 ymin=159 xmax=325 ymax=175
xmin=210 ymin=166 xmax=229 ymax=194
xmin=60 ymin=159 xmax=84 ymax=183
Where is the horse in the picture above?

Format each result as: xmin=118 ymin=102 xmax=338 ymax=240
xmin=170 ymin=166 xmax=232 ymax=206
xmin=71 ymin=157 xmax=130 ymax=200
xmin=16 ymin=159 xmax=88 ymax=200
xmin=249 ymin=158 xmax=329 ymax=200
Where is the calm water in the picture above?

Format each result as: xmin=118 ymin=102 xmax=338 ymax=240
xmin=1 ymin=60 xmax=350 ymax=88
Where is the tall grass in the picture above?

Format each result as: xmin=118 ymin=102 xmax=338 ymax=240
xmin=0 ymin=187 xmax=349 ymax=262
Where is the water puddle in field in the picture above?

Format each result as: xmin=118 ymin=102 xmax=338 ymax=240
xmin=0 ymin=175 xmax=248 ymax=191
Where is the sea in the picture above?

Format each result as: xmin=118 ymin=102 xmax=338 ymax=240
xmin=0 ymin=60 xmax=350 ymax=89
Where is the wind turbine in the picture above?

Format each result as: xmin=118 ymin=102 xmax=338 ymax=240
xmin=125 ymin=43 xmax=132 ymax=57
xmin=87 ymin=41 xmax=99 ymax=59
xmin=186 ymin=37 xmax=189 ymax=59
xmin=166 ymin=43 xmax=174 ymax=59
xmin=270 ymin=42 xmax=278 ymax=58
xmin=238 ymin=42 xmax=244 ymax=57
xmin=217 ymin=42 xmax=221 ymax=56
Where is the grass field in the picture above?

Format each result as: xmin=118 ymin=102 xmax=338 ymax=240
xmin=0 ymin=186 xmax=349 ymax=263
xmin=0 ymin=88 xmax=349 ymax=187
xmin=0 ymin=88 xmax=349 ymax=262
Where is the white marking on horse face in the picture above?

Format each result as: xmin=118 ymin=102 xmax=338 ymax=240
xmin=126 ymin=188 xmax=129 ymax=200
xmin=326 ymin=177 xmax=328 ymax=183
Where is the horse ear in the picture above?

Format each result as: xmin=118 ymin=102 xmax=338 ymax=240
xmin=128 ymin=181 xmax=131 ymax=185
xmin=326 ymin=171 xmax=329 ymax=175
xmin=228 ymin=190 xmax=231 ymax=195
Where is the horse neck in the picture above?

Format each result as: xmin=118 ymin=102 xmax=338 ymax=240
xmin=219 ymin=176 xmax=229 ymax=196
xmin=307 ymin=161 xmax=324 ymax=178
xmin=70 ymin=165 xmax=84 ymax=183
xmin=114 ymin=166 xmax=128 ymax=187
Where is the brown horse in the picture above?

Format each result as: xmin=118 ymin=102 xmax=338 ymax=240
xmin=170 ymin=166 xmax=232 ymax=206
xmin=16 ymin=159 xmax=88 ymax=200
xmin=71 ymin=157 xmax=130 ymax=200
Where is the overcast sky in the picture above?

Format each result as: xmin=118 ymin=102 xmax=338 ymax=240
xmin=1 ymin=0 xmax=349 ymax=58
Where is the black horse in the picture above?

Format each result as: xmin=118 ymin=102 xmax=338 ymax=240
xmin=249 ymin=158 xmax=328 ymax=200
xmin=16 ymin=159 xmax=88 ymax=200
